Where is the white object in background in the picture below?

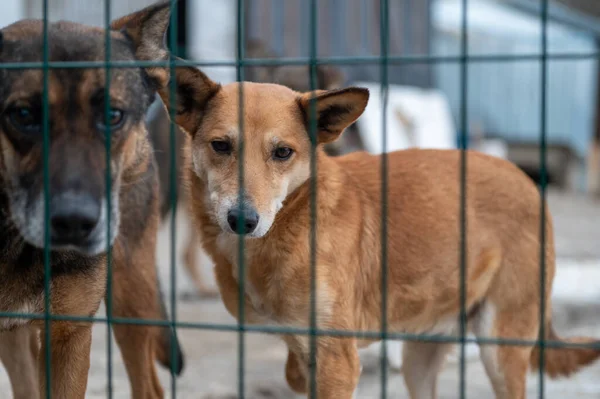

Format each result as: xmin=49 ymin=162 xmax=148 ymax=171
xmin=21 ymin=0 xmax=154 ymax=27
xmin=385 ymin=341 xmax=403 ymax=370
xmin=0 ymin=0 xmax=24 ymax=29
xmin=351 ymin=82 xmax=457 ymax=155
xmin=475 ymin=138 xmax=509 ymax=160
xmin=187 ymin=0 xmax=237 ymax=85
xmin=364 ymin=337 xmax=481 ymax=373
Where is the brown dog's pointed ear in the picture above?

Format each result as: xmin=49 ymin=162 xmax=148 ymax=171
xmin=111 ymin=1 xmax=173 ymax=87
xmin=298 ymin=87 xmax=369 ymax=144
xmin=157 ymin=58 xmax=221 ymax=137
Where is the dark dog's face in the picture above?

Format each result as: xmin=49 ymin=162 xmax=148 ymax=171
xmin=0 ymin=5 xmax=168 ymax=256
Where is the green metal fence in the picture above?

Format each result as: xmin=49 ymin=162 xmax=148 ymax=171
xmin=1 ymin=0 xmax=600 ymax=397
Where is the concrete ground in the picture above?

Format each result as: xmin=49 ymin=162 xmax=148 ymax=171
xmin=82 ymin=299 xmax=600 ymax=399
xmin=1 ymin=188 xmax=600 ymax=398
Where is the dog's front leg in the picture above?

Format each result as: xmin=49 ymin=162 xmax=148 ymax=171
xmin=0 ymin=325 xmax=41 ymax=399
xmin=38 ymin=322 xmax=92 ymax=399
xmin=110 ymin=243 xmax=170 ymax=399
xmin=303 ymin=337 xmax=361 ymax=399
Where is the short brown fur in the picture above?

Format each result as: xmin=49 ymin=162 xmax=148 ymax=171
xmin=153 ymin=42 xmax=600 ymax=399
xmin=147 ymin=38 xmax=353 ymax=299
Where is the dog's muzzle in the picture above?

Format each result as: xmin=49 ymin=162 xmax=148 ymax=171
xmin=227 ymin=206 xmax=260 ymax=235
xmin=49 ymin=191 xmax=101 ymax=247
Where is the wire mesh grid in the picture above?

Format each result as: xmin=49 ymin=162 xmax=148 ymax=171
xmin=1 ymin=0 xmax=600 ymax=397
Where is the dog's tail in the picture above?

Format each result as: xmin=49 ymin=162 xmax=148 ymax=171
xmin=529 ymin=319 xmax=600 ymax=378
xmin=154 ymin=271 xmax=185 ymax=376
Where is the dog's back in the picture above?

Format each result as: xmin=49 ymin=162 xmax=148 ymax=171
xmin=332 ymin=148 xmax=600 ymax=385
xmin=334 ymin=148 xmax=552 ymax=321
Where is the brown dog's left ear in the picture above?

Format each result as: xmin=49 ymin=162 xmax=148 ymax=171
xmin=298 ymin=87 xmax=369 ymax=144
xmin=110 ymin=1 xmax=173 ymax=87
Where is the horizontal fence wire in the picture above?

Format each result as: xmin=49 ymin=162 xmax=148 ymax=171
xmin=0 ymin=52 xmax=598 ymax=71
xmin=6 ymin=0 xmax=597 ymax=398
xmin=4 ymin=309 xmax=600 ymax=349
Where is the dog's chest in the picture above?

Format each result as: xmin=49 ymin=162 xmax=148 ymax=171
xmin=0 ymin=296 xmax=41 ymax=331
xmin=215 ymin=233 xmax=336 ymax=329
xmin=216 ymin=234 xmax=273 ymax=317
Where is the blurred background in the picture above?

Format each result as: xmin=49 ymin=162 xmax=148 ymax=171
xmin=3 ymin=0 xmax=597 ymax=193
xmin=1 ymin=1 xmax=600 ymax=398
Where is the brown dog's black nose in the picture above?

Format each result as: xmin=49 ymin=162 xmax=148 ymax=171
xmin=227 ymin=207 xmax=259 ymax=235
xmin=50 ymin=192 xmax=101 ymax=244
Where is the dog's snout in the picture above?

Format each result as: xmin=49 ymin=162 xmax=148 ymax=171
xmin=227 ymin=207 xmax=260 ymax=235
xmin=50 ymin=192 xmax=101 ymax=244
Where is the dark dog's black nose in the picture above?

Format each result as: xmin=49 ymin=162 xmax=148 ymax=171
xmin=50 ymin=192 xmax=101 ymax=243
xmin=227 ymin=207 xmax=259 ymax=235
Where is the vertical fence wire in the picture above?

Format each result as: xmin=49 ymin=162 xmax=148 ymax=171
xmin=378 ymin=0 xmax=390 ymax=398
xmin=458 ymin=0 xmax=469 ymax=397
xmin=103 ymin=0 xmax=114 ymax=397
xmin=41 ymin=0 xmax=52 ymax=396
xmin=236 ymin=0 xmax=247 ymax=397
xmin=308 ymin=0 xmax=319 ymax=397
xmin=538 ymin=0 xmax=549 ymax=397
xmin=168 ymin=0 xmax=180 ymax=397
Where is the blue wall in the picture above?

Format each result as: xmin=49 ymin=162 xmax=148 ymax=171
xmin=431 ymin=0 xmax=599 ymax=160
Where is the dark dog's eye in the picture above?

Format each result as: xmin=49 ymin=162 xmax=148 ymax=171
xmin=97 ymin=108 xmax=125 ymax=131
xmin=6 ymin=106 xmax=41 ymax=134
xmin=107 ymin=109 xmax=124 ymax=126
xmin=273 ymin=147 xmax=294 ymax=161
xmin=211 ymin=140 xmax=232 ymax=154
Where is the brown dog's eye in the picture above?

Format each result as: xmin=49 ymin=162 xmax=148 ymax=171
xmin=6 ymin=106 xmax=41 ymax=134
xmin=96 ymin=108 xmax=125 ymax=131
xmin=211 ymin=140 xmax=232 ymax=154
xmin=273 ymin=147 xmax=294 ymax=161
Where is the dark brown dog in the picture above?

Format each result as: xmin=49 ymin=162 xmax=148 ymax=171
xmin=147 ymin=38 xmax=360 ymax=299
xmin=0 ymin=2 xmax=183 ymax=398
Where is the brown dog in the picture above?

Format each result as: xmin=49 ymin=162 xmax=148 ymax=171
xmin=147 ymin=38 xmax=355 ymax=299
xmin=145 ymin=31 xmax=600 ymax=398
xmin=0 ymin=3 xmax=185 ymax=398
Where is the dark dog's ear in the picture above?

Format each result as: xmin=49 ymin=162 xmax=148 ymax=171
xmin=157 ymin=58 xmax=221 ymax=137
xmin=297 ymin=87 xmax=369 ymax=144
xmin=111 ymin=2 xmax=219 ymax=136
xmin=111 ymin=1 xmax=173 ymax=87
